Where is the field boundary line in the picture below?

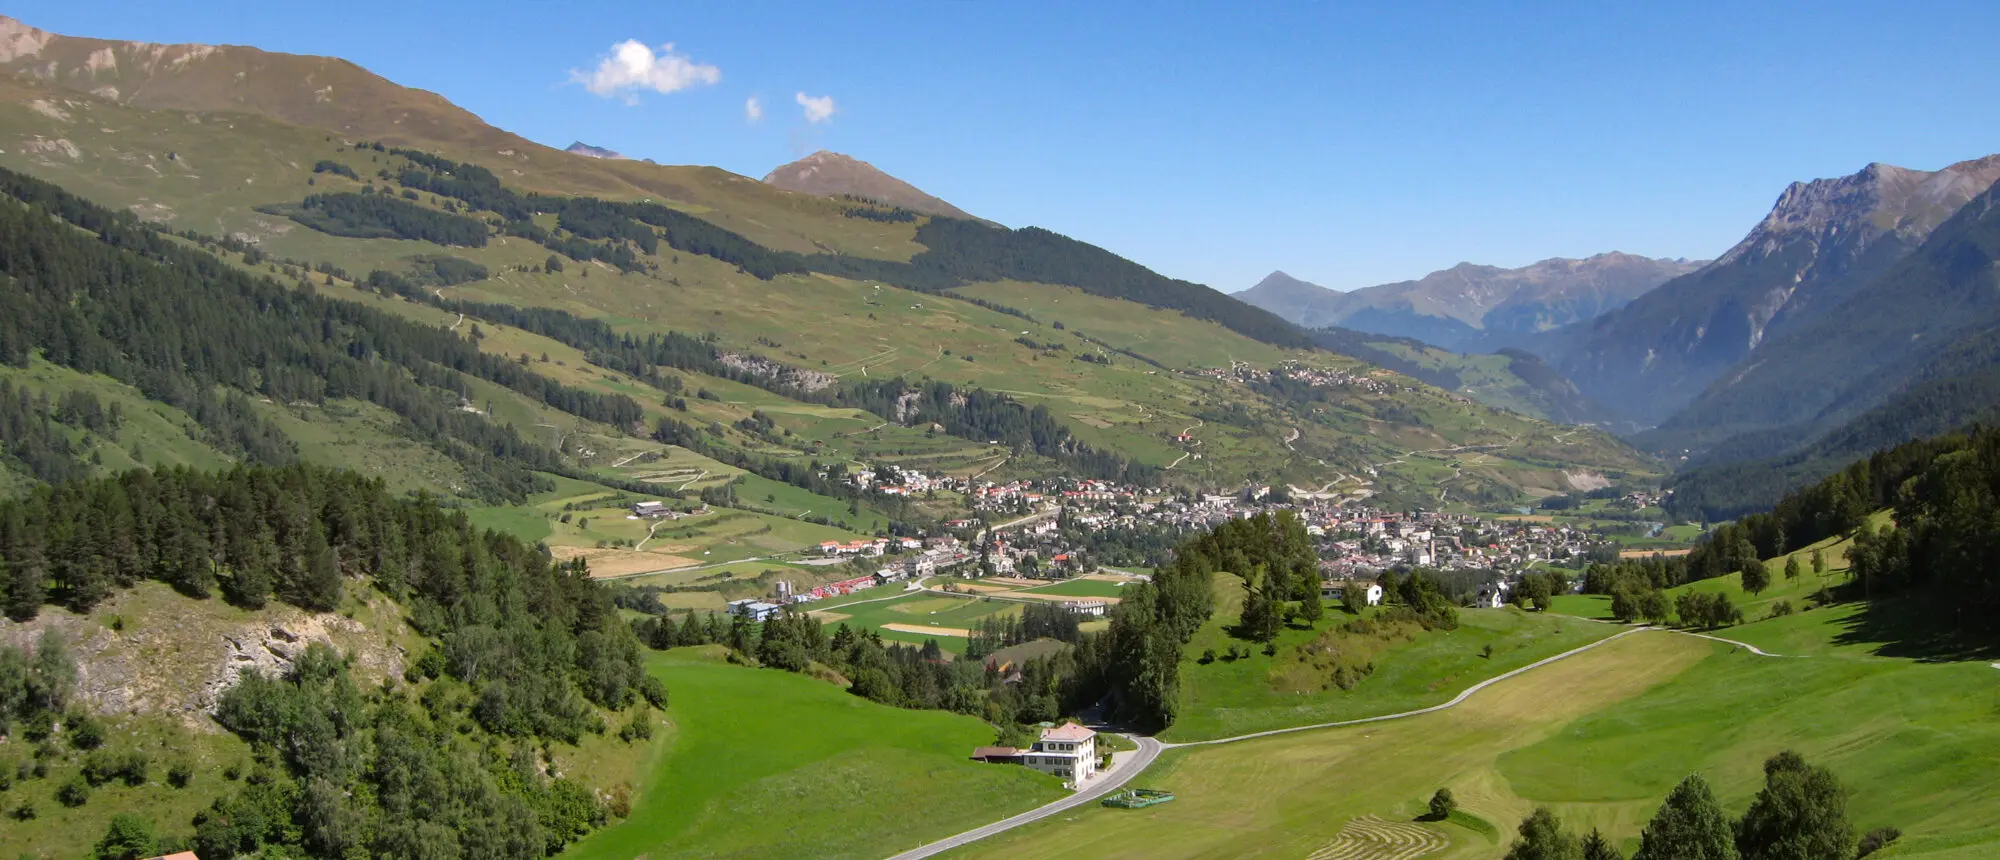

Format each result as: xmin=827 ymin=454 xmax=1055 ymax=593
xmin=1167 ymin=626 xmax=1651 ymax=749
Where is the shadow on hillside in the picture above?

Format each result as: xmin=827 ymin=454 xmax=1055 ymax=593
xmin=1826 ymin=587 xmax=2000 ymax=662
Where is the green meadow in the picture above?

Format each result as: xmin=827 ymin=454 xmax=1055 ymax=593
xmin=1165 ymin=573 xmax=1615 ymax=742
xmin=563 ymin=647 xmax=1061 ymax=860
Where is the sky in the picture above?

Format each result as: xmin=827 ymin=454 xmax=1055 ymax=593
xmin=12 ymin=1 xmax=2000 ymax=292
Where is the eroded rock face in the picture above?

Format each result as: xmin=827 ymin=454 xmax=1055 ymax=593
xmin=0 ymin=587 xmax=405 ymax=731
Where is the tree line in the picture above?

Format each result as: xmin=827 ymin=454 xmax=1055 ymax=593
xmin=0 ymin=165 xmax=648 ymax=502
xmin=1503 ymin=752 xmax=1894 ymax=860
xmin=367 ymin=144 xmax=1316 ymax=350
xmin=269 ymin=191 xmax=490 ymax=247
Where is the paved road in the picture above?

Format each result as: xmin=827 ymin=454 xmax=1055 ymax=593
xmin=881 ymin=626 xmax=1711 ymax=858
xmin=884 ymin=735 xmax=1164 ymax=860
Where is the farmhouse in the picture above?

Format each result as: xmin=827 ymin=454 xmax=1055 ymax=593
xmin=1020 ymin=722 xmax=1099 ymax=786
xmin=726 ymin=599 xmax=784 ymax=622
xmin=631 ymin=500 xmax=668 ymax=518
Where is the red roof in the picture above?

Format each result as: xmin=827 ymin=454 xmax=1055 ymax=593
xmin=1041 ymin=722 xmax=1096 ymax=742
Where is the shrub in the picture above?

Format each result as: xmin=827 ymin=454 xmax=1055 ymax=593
xmin=1767 ymin=600 xmax=1795 ymax=619
xmin=56 ymin=776 xmax=89 ymax=807
xmin=167 ymin=760 xmax=194 ymax=789
xmin=66 ymin=711 xmax=105 ymax=750
xmin=1857 ymin=827 xmax=1902 ymax=858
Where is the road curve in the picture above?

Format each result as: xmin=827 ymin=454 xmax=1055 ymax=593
xmin=882 ymin=627 xmax=1661 ymax=858
xmin=884 ymin=735 xmax=1164 ymax=860
xmin=1167 ymin=627 xmax=1650 ymax=748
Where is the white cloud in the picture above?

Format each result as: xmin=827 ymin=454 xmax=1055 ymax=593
xmin=744 ymin=96 xmax=763 ymax=122
xmin=573 ymin=39 xmax=720 ymax=104
xmin=795 ymin=92 xmax=837 ymax=124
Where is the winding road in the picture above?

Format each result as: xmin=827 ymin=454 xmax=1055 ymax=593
xmin=885 ymin=736 xmax=1166 ymax=860
xmin=883 ymin=625 xmax=1792 ymax=858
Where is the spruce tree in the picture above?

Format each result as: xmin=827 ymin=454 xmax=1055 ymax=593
xmin=1582 ymin=828 xmax=1623 ymax=860
xmin=1634 ymin=774 xmax=1739 ymax=860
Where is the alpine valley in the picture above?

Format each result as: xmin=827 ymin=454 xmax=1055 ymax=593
xmin=0 ymin=9 xmax=1998 ymax=860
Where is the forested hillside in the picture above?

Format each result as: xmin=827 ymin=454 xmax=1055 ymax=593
xmin=0 ymin=463 xmax=658 ymax=857
xmin=0 ymin=166 xmax=642 ymax=502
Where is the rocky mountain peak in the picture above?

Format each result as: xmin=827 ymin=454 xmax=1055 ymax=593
xmin=1724 ymin=154 xmax=2000 ymax=266
xmin=565 ymin=141 xmax=624 ymax=160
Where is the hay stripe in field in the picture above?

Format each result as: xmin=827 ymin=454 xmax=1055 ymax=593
xmin=881 ymin=623 xmax=973 ymax=638
xmin=1304 ymin=815 xmax=1446 ymax=860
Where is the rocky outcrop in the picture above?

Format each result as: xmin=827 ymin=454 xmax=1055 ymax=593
xmin=0 ymin=585 xmax=405 ymax=731
xmin=1548 ymin=154 xmax=2000 ymax=426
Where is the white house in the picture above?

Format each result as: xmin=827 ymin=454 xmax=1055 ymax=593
xmin=1020 ymin=723 xmax=1098 ymax=786
xmin=1365 ymin=583 xmax=1384 ymax=606
xmin=726 ymin=599 xmax=784 ymax=622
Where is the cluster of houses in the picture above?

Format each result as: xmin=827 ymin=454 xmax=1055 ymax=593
xmin=1188 ymin=359 xmax=1428 ymax=398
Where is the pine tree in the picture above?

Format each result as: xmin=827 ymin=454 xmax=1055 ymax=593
xmin=1634 ymin=774 xmax=1739 ymax=860
xmin=1582 ymin=828 xmax=1623 ymax=860
xmin=1298 ymin=582 xmax=1325 ymax=627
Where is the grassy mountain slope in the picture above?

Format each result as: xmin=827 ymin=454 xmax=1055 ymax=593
xmin=0 ymin=19 xmax=1654 ymax=506
xmin=1309 ymin=328 xmax=1614 ymax=426
xmin=764 ymin=149 xmax=986 ymax=222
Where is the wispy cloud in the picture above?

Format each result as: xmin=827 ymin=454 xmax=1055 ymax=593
xmin=795 ymin=92 xmax=837 ymax=124
xmin=745 ymin=96 xmax=764 ymax=122
xmin=573 ymin=39 xmax=720 ymax=104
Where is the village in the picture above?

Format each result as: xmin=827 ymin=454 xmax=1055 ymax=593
xmin=701 ymin=459 xmax=1629 ymax=623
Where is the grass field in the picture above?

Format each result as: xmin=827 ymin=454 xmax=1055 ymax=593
xmin=1166 ymin=573 xmax=1617 ymax=742
xmin=0 ymin=714 xmax=253 ymax=857
xmin=1016 ymin=578 xmax=1134 ymax=599
xmin=813 ymin=592 xmax=1024 ymax=653
xmin=563 ymin=647 xmax=1061 ymax=859
xmin=953 ymin=592 xmax=2000 ymax=860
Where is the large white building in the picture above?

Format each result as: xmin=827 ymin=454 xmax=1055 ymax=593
xmin=1020 ymin=723 xmax=1099 ymax=786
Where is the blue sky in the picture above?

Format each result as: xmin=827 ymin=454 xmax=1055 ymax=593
xmin=12 ymin=1 xmax=2000 ymax=291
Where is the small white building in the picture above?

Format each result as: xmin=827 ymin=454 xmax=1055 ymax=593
xmin=1021 ymin=723 xmax=1099 ymax=786
xmin=726 ymin=599 xmax=784 ymax=623
xmin=1364 ymin=583 xmax=1384 ymax=606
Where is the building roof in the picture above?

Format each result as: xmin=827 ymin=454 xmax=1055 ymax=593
xmin=971 ymin=746 xmax=1022 ymax=759
xmin=1041 ymin=722 xmax=1096 ymax=742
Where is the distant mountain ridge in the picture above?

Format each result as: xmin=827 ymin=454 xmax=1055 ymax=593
xmin=1545 ymin=154 xmax=2000 ymax=426
xmin=565 ymin=141 xmax=624 ymax=159
xmin=763 ymin=150 xmax=986 ymax=223
xmin=1239 ymin=252 xmax=1700 ymax=353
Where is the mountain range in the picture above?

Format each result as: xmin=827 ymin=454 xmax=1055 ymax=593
xmin=763 ymin=149 xmax=985 ymax=222
xmin=1238 ymin=253 xmax=1702 ymax=353
xmin=1547 ymin=154 xmax=2000 ymax=427
xmin=0 ymin=13 xmax=1649 ymax=514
